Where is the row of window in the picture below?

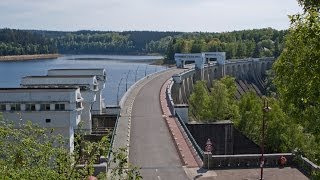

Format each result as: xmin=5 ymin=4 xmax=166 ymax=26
xmin=0 ymin=103 xmax=66 ymax=111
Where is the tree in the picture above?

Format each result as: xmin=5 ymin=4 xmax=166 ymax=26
xmin=235 ymin=92 xmax=263 ymax=144
xmin=0 ymin=115 xmax=141 ymax=179
xmin=273 ymin=1 xmax=320 ymax=137
xmin=189 ymin=81 xmax=211 ymax=121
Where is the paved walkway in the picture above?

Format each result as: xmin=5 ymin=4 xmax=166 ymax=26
xmin=160 ymin=79 xmax=201 ymax=168
xmin=129 ymin=68 xmax=190 ymax=179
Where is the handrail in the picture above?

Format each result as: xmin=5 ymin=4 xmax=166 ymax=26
xmin=175 ymin=113 xmax=204 ymax=159
xmin=165 ymin=78 xmax=204 ymax=159
xmin=106 ymin=113 xmax=120 ymax=171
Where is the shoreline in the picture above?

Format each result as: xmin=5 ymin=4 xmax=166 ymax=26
xmin=0 ymin=54 xmax=61 ymax=61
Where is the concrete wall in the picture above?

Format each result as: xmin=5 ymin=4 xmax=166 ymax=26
xmin=171 ymin=58 xmax=274 ymax=104
xmin=203 ymin=153 xmax=294 ymax=169
xmin=1 ymin=110 xmax=78 ymax=152
xmin=186 ymin=122 xmax=260 ymax=155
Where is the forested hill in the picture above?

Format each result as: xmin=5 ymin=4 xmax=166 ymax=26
xmin=161 ymin=28 xmax=287 ymax=63
xmin=0 ymin=28 xmax=286 ymax=62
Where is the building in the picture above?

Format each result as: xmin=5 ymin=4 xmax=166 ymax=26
xmin=47 ymin=69 xmax=106 ymax=114
xmin=0 ymin=87 xmax=83 ymax=152
xmin=21 ymin=75 xmax=99 ymax=133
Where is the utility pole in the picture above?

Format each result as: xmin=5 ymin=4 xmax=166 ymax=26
xmin=260 ymin=98 xmax=271 ymax=180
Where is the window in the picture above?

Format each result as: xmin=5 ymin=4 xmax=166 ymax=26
xmin=76 ymin=102 xmax=82 ymax=109
xmin=10 ymin=104 xmax=21 ymax=111
xmin=26 ymin=104 xmax=36 ymax=111
xmin=79 ymin=86 xmax=87 ymax=90
xmin=40 ymin=104 xmax=50 ymax=111
xmin=55 ymin=104 xmax=65 ymax=110
xmin=45 ymin=119 xmax=51 ymax=123
xmin=0 ymin=104 xmax=6 ymax=111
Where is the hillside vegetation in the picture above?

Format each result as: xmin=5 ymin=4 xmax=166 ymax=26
xmin=0 ymin=28 xmax=285 ymax=61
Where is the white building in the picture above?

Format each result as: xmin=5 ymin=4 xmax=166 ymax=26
xmin=21 ymin=75 xmax=98 ymax=133
xmin=0 ymin=87 xmax=83 ymax=152
xmin=47 ymin=69 xmax=106 ymax=114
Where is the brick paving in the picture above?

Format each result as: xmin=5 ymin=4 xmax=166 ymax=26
xmin=160 ymin=79 xmax=201 ymax=168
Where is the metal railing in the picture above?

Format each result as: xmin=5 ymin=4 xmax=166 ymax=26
xmin=204 ymin=153 xmax=294 ymax=169
xmin=165 ymin=78 xmax=204 ymax=159
xmin=175 ymin=113 xmax=204 ymax=159
xmin=106 ymin=114 xmax=120 ymax=171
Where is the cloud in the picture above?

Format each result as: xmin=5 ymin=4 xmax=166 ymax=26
xmin=0 ymin=0 xmax=302 ymax=32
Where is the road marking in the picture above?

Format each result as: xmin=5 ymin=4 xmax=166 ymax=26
xmin=157 ymin=176 xmax=161 ymax=180
xmin=155 ymin=169 xmax=158 ymax=172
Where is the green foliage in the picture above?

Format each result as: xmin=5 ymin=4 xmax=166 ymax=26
xmin=235 ymin=92 xmax=263 ymax=144
xmin=189 ymin=76 xmax=239 ymax=122
xmin=163 ymin=28 xmax=286 ymax=61
xmin=272 ymin=1 xmax=320 ymax=164
xmin=0 ymin=29 xmax=57 ymax=56
xmin=189 ymin=81 xmax=211 ymax=121
xmin=0 ymin=117 xmax=142 ymax=179
xmin=0 ymin=28 xmax=286 ymax=59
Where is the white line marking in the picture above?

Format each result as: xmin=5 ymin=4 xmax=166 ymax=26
xmin=157 ymin=176 xmax=161 ymax=180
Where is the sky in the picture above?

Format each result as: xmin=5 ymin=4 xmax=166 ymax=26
xmin=0 ymin=0 xmax=302 ymax=32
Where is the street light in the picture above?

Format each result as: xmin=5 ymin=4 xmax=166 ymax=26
xmin=125 ymin=70 xmax=131 ymax=92
xmin=144 ymin=65 xmax=148 ymax=77
xmin=134 ymin=66 xmax=140 ymax=82
xmin=260 ymin=98 xmax=271 ymax=180
xmin=117 ymin=77 xmax=124 ymax=105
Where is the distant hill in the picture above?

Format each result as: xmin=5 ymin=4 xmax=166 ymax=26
xmin=0 ymin=28 xmax=287 ymax=63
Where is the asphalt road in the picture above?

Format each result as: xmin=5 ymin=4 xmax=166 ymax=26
xmin=129 ymin=69 xmax=189 ymax=180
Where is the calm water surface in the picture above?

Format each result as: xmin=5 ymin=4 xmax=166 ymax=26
xmin=0 ymin=55 xmax=165 ymax=105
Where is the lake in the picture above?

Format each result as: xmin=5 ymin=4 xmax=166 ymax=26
xmin=0 ymin=55 xmax=166 ymax=105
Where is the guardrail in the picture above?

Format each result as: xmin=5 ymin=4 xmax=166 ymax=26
xmin=106 ymin=114 xmax=120 ymax=171
xmin=295 ymin=155 xmax=320 ymax=177
xmin=203 ymin=153 xmax=294 ymax=169
xmin=166 ymin=78 xmax=204 ymax=160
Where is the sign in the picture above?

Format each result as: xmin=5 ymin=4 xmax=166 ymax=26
xmin=205 ymin=138 xmax=213 ymax=152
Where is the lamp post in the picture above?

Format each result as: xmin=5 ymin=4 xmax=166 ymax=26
xmin=144 ymin=65 xmax=148 ymax=77
xmin=205 ymin=138 xmax=213 ymax=169
xmin=134 ymin=66 xmax=139 ymax=82
xmin=260 ymin=99 xmax=271 ymax=180
xmin=125 ymin=70 xmax=131 ymax=92
xmin=117 ymin=77 xmax=124 ymax=105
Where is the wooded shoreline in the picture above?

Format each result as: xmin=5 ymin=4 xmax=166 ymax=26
xmin=0 ymin=54 xmax=60 ymax=61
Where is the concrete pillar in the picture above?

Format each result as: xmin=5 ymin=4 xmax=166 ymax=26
xmin=35 ymin=104 xmax=40 ymax=111
xmin=185 ymin=78 xmax=190 ymax=99
xmin=203 ymin=152 xmax=213 ymax=169
xmin=217 ymin=64 xmax=224 ymax=79
xmin=195 ymin=69 xmax=204 ymax=81
xmin=190 ymin=76 xmax=194 ymax=94
xmin=181 ymin=80 xmax=187 ymax=104
xmin=21 ymin=104 xmax=26 ymax=111
xmin=50 ymin=104 xmax=55 ymax=111
xmin=171 ymin=83 xmax=181 ymax=104
xmin=172 ymin=74 xmax=182 ymax=104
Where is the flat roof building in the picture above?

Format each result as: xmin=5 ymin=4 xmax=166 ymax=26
xmin=0 ymin=87 xmax=83 ymax=152
xmin=21 ymin=75 xmax=98 ymax=133
xmin=47 ymin=69 xmax=106 ymax=114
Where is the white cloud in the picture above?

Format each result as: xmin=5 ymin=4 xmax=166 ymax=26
xmin=0 ymin=0 xmax=302 ymax=32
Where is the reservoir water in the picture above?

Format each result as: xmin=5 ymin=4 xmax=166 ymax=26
xmin=0 ymin=55 xmax=165 ymax=105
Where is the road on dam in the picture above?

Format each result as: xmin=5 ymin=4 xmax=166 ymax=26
xmin=129 ymin=68 xmax=188 ymax=180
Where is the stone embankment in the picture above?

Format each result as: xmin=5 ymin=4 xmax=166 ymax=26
xmin=0 ymin=54 xmax=60 ymax=61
